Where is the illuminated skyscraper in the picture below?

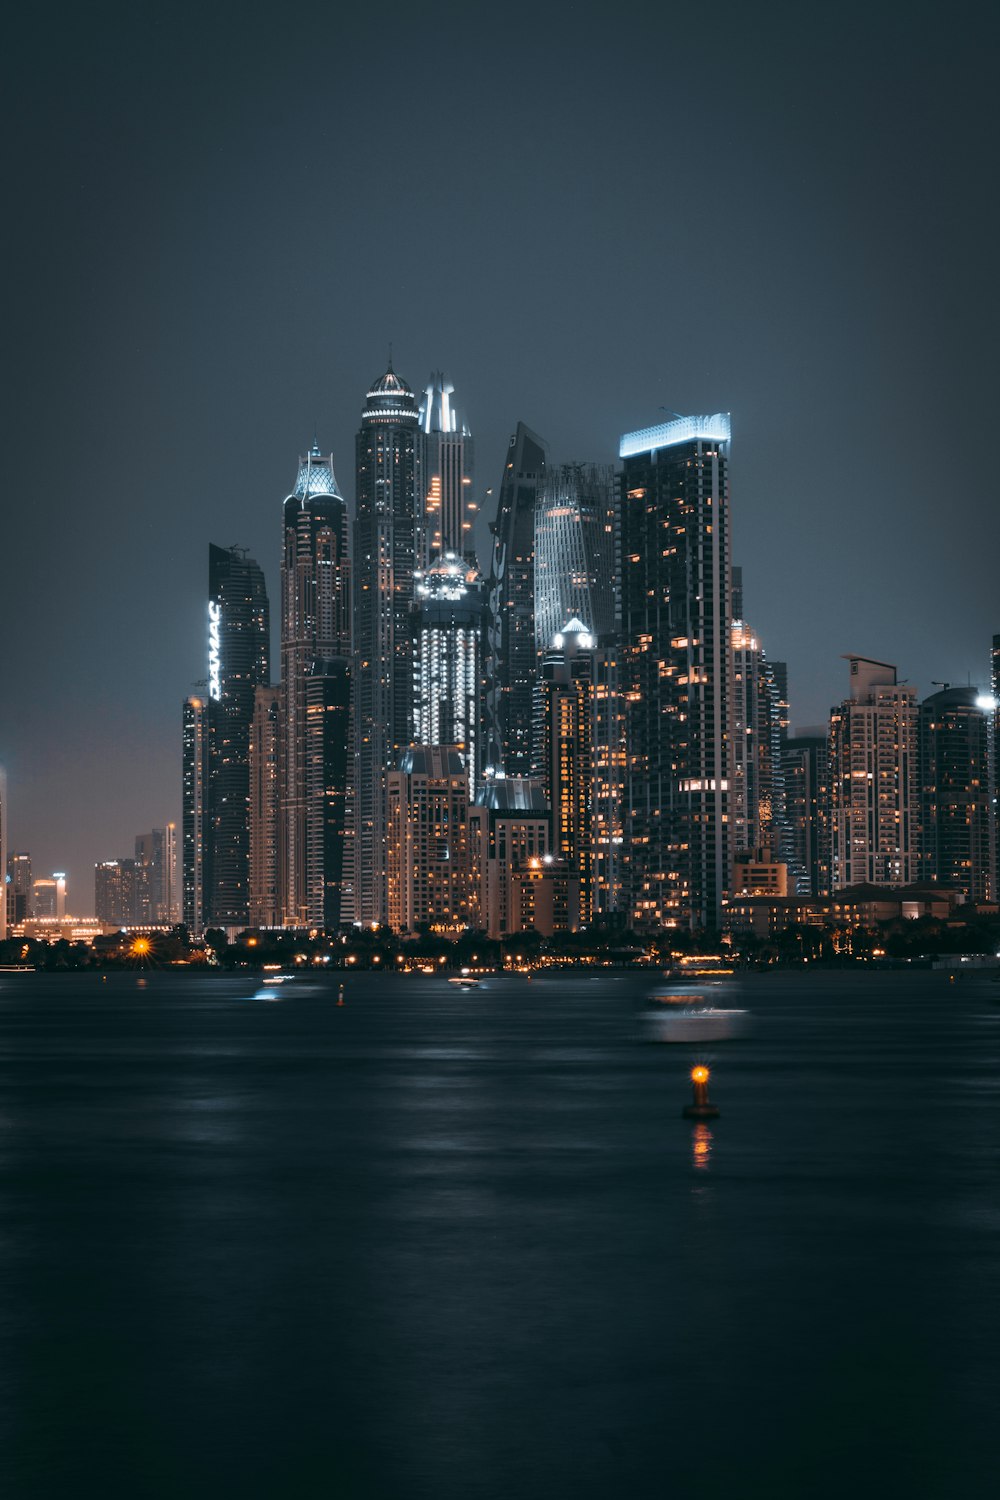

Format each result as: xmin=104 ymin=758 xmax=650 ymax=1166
xmin=6 ymin=850 xmax=31 ymax=930
xmin=353 ymin=364 xmax=422 ymax=925
xmin=182 ymin=695 xmax=209 ymax=934
xmin=484 ymin=423 xmax=547 ymax=778
xmin=387 ymin=747 xmax=470 ymax=934
xmin=829 ymin=656 xmax=919 ymax=889
xmin=281 ymin=447 xmax=351 ymax=927
xmin=730 ymin=617 xmax=785 ymax=861
xmin=419 ymin=372 xmax=475 ymax=565
xmin=540 ymin=619 xmax=596 ymax=924
xmin=135 ymin=828 xmax=176 ymax=924
xmin=620 ymin=413 xmax=733 ymax=931
xmin=467 ymin=778 xmax=550 ymax=938
xmin=413 ymin=552 xmax=486 ymax=797
xmin=920 ymin=685 xmax=993 ymax=905
xmin=0 ymin=767 xmax=6 ymax=942
xmin=249 ymin=685 xmax=281 ymax=927
xmin=206 ymin=544 xmax=270 ymax=927
xmin=534 ymin=463 xmax=617 ymax=653
xmin=782 ymin=734 xmax=830 ymax=896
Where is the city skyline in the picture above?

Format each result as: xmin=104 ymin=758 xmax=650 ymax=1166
xmin=3 ymin=5 xmax=997 ymax=902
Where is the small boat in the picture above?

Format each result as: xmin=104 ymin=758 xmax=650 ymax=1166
xmin=449 ymin=976 xmax=480 ymax=990
xmin=642 ymin=1002 xmax=751 ymax=1043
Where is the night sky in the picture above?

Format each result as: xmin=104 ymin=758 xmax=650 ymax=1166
xmin=3 ymin=0 xmax=997 ymax=912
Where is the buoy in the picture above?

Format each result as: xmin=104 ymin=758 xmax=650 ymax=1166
xmin=682 ymin=1064 xmax=720 ymax=1120
xmin=337 ymin=985 xmax=345 ymax=1006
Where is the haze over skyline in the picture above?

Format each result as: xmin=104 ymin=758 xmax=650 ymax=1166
xmin=3 ymin=0 xmax=997 ymax=910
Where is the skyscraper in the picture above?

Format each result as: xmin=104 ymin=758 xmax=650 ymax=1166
xmin=619 ymin=413 xmax=733 ymax=931
xmin=387 ymin=746 xmax=470 ymax=934
xmin=207 ymin=544 xmax=271 ymax=927
xmin=730 ymin=617 xmax=785 ymax=861
xmin=6 ymin=851 xmax=31 ymax=930
xmin=534 ymin=463 xmax=617 ymax=653
xmin=782 ymin=734 xmax=830 ymax=896
xmin=249 ymin=685 xmax=281 ymax=927
xmin=484 ymin=422 xmax=547 ymax=778
xmin=281 ymin=447 xmax=351 ymax=927
xmin=182 ymin=695 xmax=209 ymax=934
xmin=413 ymin=552 xmax=486 ymax=798
xmin=419 ymin=372 xmax=475 ymax=564
xmin=829 ymin=656 xmax=919 ymax=889
xmin=0 ymin=767 xmax=6 ymax=943
xmin=134 ymin=834 xmax=176 ymax=924
xmin=353 ymin=365 xmax=422 ymax=925
xmin=540 ymin=619 xmax=596 ymax=924
xmin=920 ymin=685 xmax=993 ymax=905
xmin=95 ymin=859 xmax=149 ymax=926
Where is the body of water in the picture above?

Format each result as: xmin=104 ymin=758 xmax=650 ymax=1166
xmin=0 ymin=968 xmax=996 ymax=1497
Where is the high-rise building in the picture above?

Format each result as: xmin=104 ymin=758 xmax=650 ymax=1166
xmin=387 ymin=747 xmax=470 ymax=934
xmin=6 ymin=850 xmax=31 ymax=930
xmin=207 ymin=544 xmax=270 ymax=927
xmin=32 ymin=876 xmax=65 ymax=920
xmin=354 ymin=365 xmax=422 ymax=925
xmin=95 ymin=859 xmax=148 ymax=927
xmin=467 ymin=778 xmax=550 ymax=938
xmin=413 ymin=553 xmax=486 ymax=798
xmin=0 ymin=768 xmax=6 ymax=943
xmin=249 ymin=685 xmax=281 ymax=927
xmin=484 ymin=423 xmax=547 ymax=778
xmin=782 ymin=734 xmax=830 ymax=896
xmin=829 ymin=656 xmax=919 ymax=889
xmin=540 ymin=619 xmax=596 ymax=925
xmin=534 ymin=463 xmax=617 ymax=654
xmin=281 ymin=447 xmax=351 ymax=928
xmin=730 ymin=618 xmax=785 ymax=862
xmin=182 ymin=695 xmax=210 ymax=934
xmin=620 ymin=413 xmax=733 ymax=931
xmin=135 ymin=829 xmax=175 ymax=924
xmin=920 ymin=685 xmax=993 ymax=905
xmin=419 ymin=372 xmax=475 ymax=565
xmin=591 ymin=641 xmax=626 ymax=916
xmin=303 ymin=658 xmax=352 ymax=929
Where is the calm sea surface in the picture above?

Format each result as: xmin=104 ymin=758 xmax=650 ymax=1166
xmin=0 ymin=968 xmax=997 ymax=1498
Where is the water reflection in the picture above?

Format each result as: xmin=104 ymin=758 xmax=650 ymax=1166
xmin=691 ymin=1122 xmax=713 ymax=1171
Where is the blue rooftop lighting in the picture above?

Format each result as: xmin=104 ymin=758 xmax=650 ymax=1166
xmin=619 ymin=412 xmax=731 ymax=459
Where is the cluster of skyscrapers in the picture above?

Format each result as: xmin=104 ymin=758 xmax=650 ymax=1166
xmin=180 ymin=367 xmax=999 ymax=941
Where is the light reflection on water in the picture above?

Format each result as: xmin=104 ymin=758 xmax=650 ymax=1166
xmin=0 ymin=968 xmax=997 ymax=1499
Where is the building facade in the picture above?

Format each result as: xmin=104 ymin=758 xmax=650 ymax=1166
xmin=281 ymin=447 xmax=351 ymax=928
xmin=207 ymin=544 xmax=271 ymax=927
xmin=534 ymin=463 xmax=617 ymax=654
xmin=6 ymin=850 xmax=31 ymax=930
xmin=419 ymin=372 xmax=475 ymax=564
xmin=353 ymin=366 xmax=422 ymax=925
xmin=182 ymin=694 xmax=210 ymax=934
xmin=539 ymin=619 xmax=595 ymax=925
xmin=413 ymin=553 xmax=486 ymax=799
xmin=386 ymin=747 xmax=470 ymax=934
xmin=829 ymin=657 xmax=919 ymax=889
xmin=920 ymin=685 xmax=993 ymax=905
xmin=484 ymin=423 xmax=547 ymax=778
xmin=467 ymin=778 xmax=550 ymax=938
xmin=619 ymin=413 xmax=733 ymax=931
xmin=782 ymin=734 xmax=830 ymax=896
xmin=249 ymin=685 xmax=281 ymax=927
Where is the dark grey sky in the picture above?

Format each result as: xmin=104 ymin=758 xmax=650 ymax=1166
xmin=3 ymin=0 xmax=997 ymax=912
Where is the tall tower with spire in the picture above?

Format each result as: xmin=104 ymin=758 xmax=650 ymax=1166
xmin=419 ymin=372 xmax=475 ymax=566
xmin=353 ymin=362 xmax=423 ymax=925
xmin=280 ymin=446 xmax=351 ymax=927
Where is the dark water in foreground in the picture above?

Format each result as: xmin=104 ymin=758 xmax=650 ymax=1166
xmin=0 ymin=969 xmax=997 ymax=1498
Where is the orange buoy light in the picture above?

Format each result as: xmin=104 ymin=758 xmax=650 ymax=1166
xmin=683 ymin=1063 xmax=720 ymax=1120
